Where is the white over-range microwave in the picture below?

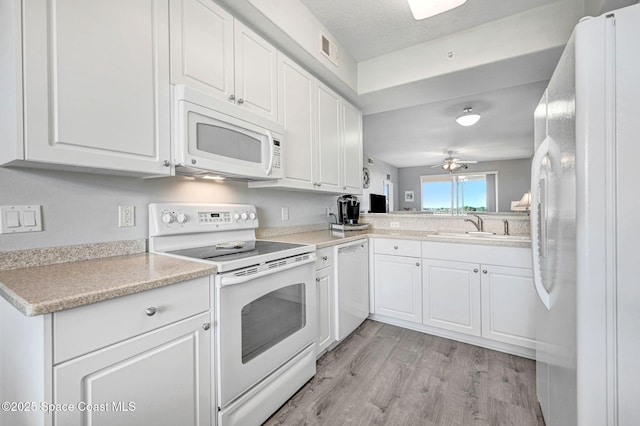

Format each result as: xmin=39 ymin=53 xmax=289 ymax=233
xmin=172 ymin=85 xmax=283 ymax=180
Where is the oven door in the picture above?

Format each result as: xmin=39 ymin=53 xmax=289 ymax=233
xmin=215 ymin=257 xmax=316 ymax=407
xmin=174 ymin=98 xmax=283 ymax=180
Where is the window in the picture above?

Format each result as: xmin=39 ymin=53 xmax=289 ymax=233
xmin=420 ymin=172 xmax=497 ymax=215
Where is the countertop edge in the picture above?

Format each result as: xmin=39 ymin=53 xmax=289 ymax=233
xmin=0 ymin=254 xmax=216 ymax=317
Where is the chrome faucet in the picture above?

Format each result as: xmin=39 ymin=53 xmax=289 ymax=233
xmin=464 ymin=214 xmax=484 ymax=232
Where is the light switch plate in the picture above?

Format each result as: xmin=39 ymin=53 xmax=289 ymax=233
xmin=0 ymin=205 xmax=43 ymax=234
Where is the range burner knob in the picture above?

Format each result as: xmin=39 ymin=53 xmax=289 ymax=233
xmin=176 ymin=212 xmax=188 ymax=224
xmin=241 ymin=212 xmax=249 ymax=221
xmin=233 ymin=213 xmax=241 ymax=221
xmin=249 ymin=211 xmax=256 ymax=220
xmin=161 ymin=213 xmax=174 ymax=224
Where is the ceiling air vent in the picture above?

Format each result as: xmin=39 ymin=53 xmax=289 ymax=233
xmin=320 ymin=33 xmax=338 ymax=66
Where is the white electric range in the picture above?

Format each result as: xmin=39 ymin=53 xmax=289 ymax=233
xmin=148 ymin=203 xmax=317 ymax=426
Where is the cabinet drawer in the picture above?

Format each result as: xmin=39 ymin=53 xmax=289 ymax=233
xmin=53 ymin=275 xmax=210 ymax=364
xmin=374 ymin=238 xmax=421 ymax=257
xmin=315 ymin=247 xmax=335 ymax=270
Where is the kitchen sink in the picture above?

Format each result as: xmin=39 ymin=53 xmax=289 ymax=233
xmin=429 ymin=232 xmax=531 ymax=242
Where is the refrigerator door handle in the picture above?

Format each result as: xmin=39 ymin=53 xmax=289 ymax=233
xmin=531 ymin=135 xmax=551 ymax=310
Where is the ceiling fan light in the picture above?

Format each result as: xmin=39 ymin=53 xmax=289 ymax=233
xmin=407 ymin=0 xmax=468 ymax=20
xmin=456 ymin=107 xmax=481 ymax=126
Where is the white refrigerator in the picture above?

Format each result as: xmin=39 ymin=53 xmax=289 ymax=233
xmin=531 ymin=4 xmax=640 ymax=426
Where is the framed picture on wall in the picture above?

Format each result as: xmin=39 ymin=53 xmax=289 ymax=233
xmin=404 ymin=191 xmax=414 ymax=202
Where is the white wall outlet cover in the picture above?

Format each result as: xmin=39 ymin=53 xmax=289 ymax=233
xmin=0 ymin=205 xmax=43 ymax=234
xmin=281 ymin=207 xmax=289 ymax=221
xmin=118 ymin=205 xmax=135 ymax=227
xmin=390 ymin=222 xmax=400 ymax=228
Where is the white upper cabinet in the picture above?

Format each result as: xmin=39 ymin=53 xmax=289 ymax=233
xmin=341 ymin=100 xmax=363 ymax=194
xmin=233 ymin=21 xmax=279 ymax=122
xmin=250 ymin=54 xmax=363 ymax=194
xmin=275 ymin=54 xmax=316 ymax=189
xmin=170 ymin=0 xmax=278 ymax=123
xmin=13 ymin=0 xmax=172 ymax=176
xmin=169 ymin=0 xmax=234 ymax=100
xmin=316 ymin=83 xmax=342 ymax=192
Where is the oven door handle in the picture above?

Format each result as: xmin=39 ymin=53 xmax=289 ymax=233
xmin=219 ymin=255 xmax=316 ymax=286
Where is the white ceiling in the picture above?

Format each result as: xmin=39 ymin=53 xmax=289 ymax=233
xmin=363 ymin=81 xmax=547 ymax=168
xmin=299 ymin=0 xmax=579 ymax=168
xmin=300 ymin=0 xmax=560 ymax=62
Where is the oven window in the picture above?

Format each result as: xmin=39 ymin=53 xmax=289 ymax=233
xmin=197 ymin=123 xmax=262 ymax=164
xmin=241 ymin=283 xmax=306 ymax=364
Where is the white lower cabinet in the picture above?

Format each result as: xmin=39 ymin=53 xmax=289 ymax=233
xmin=54 ymin=312 xmax=211 ymax=426
xmin=422 ymin=259 xmax=481 ymax=336
xmin=315 ymin=247 xmax=335 ymax=356
xmin=480 ymin=265 xmax=536 ymax=348
xmin=371 ymin=238 xmax=536 ymax=356
xmin=0 ymin=276 xmax=212 ymax=426
xmin=374 ymin=254 xmax=422 ymax=324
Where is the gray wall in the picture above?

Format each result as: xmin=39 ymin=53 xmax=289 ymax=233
xmin=361 ymin=154 xmax=399 ymax=213
xmin=0 ymin=167 xmax=338 ymax=251
xmin=397 ymin=158 xmax=532 ymax=212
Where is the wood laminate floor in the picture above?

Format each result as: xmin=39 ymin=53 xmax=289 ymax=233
xmin=265 ymin=320 xmax=545 ymax=426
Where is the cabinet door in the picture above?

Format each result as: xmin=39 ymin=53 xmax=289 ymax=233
xmin=315 ymin=266 xmax=334 ymax=356
xmin=422 ymin=259 xmax=481 ymax=336
xmin=315 ymin=83 xmax=342 ymax=192
xmin=278 ymin=54 xmax=316 ymax=190
xmin=22 ymin=0 xmax=171 ymax=175
xmin=374 ymin=254 xmax=422 ymax=323
xmin=481 ymin=265 xmax=537 ymax=348
xmin=54 ymin=313 xmax=212 ymax=426
xmin=341 ymin=100 xmax=363 ymax=194
xmin=234 ymin=20 xmax=278 ymax=122
xmin=169 ymin=0 xmax=234 ymax=101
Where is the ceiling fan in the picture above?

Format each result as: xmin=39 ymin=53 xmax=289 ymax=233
xmin=430 ymin=151 xmax=478 ymax=172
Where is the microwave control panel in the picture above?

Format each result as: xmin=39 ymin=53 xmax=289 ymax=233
xmin=273 ymin=140 xmax=281 ymax=170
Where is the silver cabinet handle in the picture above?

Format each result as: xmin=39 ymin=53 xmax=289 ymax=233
xmin=322 ymin=256 xmax=328 ymax=261
xmin=317 ymin=183 xmax=322 ymax=187
xmin=416 ymin=262 xmax=420 ymax=267
xmin=191 ymin=159 xmax=197 ymax=165
xmin=202 ymin=322 xmax=210 ymax=331
xmin=145 ymin=307 xmax=157 ymax=316
xmin=483 ymin=270 xmax=488 ymax=274
xmin=394 ymin=246 xmax=398 ymax=249
xmin=316 ymin=277 xmax=321 ymax=282
xmin=473 ymin=268 xmax=479 ymax=273
xmin=237 ymin=98 xmax=244 ymax=105
xmin=229 ymin=94 xmax=235 ymax=102
xmin=162 ymin=160 xmax=170 ymax=167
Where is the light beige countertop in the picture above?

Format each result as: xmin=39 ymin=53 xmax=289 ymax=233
xmin=262 ymin=229 xmax=531 ymax=249
xmin=0 ymin=253 xmax=216 ymax=317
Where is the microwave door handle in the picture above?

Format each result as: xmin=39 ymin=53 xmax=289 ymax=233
xmin=265 ymin=130 xmax=275 ymax=176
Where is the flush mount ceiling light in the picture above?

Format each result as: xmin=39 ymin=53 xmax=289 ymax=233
xmin=455 ymin=107 xmax=481 ymax=127
xmin=407 ymin=0 xmax=468 ymax=20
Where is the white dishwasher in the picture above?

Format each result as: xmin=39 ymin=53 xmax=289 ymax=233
xmin=335 ymin=239 xmax=369 ymax=341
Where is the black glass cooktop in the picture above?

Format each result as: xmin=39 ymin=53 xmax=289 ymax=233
xmin=167 ymin=240 xmax=307 ymax=263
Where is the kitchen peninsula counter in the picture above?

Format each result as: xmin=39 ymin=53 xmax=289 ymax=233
xmin=0 ymin=252 xmax=215 ymax=317
xmin=262 ymin=228 xmax=531 ymax=249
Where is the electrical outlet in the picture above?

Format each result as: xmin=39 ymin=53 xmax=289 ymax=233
xmin=390 ymin=221 xmax=400 ymax=228
xmin=326 ymin=207 xmax=334 ymax=217
xmin=119 ymin=205 xmax=135 ymax=227
xmin=281 ymin=207 xmax=289 ymax=221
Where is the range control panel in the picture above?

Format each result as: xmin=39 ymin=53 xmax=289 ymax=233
xmin=149 ymin=203 xmax=258 ymax=237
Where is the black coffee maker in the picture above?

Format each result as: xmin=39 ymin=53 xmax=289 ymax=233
xmin=337 ymin=195 xmax=360 ymax=225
